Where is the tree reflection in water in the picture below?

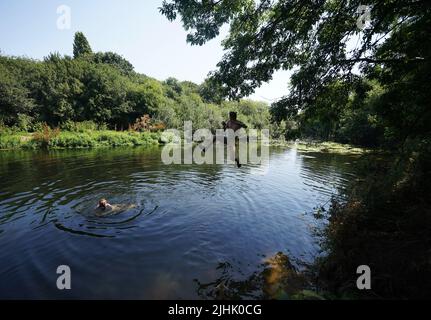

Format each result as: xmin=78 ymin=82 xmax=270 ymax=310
xmin=194 ymin=252 xmax=324 ymax=300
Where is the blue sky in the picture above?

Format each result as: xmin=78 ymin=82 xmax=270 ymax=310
xmin=0 ymin=0 xmax=291 ymax=102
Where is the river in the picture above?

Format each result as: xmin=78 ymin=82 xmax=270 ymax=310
xmin=0 ymin=146 xmax=358 ymax=299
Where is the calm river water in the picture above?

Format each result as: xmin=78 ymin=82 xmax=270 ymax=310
xmin=0 ymin=146 xmax=358 ymax=299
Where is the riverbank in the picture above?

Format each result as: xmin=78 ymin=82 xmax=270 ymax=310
xmin=1 ymin=130 xmax=375 ymax=154
xmin=314 ymin=141 xmax=431 ymax=299
xmin=0 ymin=130 xmax=162 ymax=150
xmin=271 ymin=139 xmax=373 ymax=155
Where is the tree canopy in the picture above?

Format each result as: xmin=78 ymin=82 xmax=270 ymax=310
xmin=73 ymin=31 xmax=93 ymax=58
xmin=0 ymin=31 xmax=270 ymax=132
xmin=160 ymin=0 xmax=431 ymax=146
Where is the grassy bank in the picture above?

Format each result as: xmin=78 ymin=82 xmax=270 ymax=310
xmin=0 ymin=130 xmax=162 ymax=150
xmin=2 ymin=130 xmax=373 ymax=154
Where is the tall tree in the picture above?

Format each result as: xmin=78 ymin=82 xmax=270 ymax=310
xmin=73 ymin=32 xmax=93 ymax=59
xmin=160 ymin=0 xmax=431 ymax=142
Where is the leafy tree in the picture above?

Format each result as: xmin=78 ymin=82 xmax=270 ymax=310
xmin=0 ymin=56 xmax=39 ymax=126
xmin=297 ymin=81 xmax=350 ymax=140
xmin=126 ymin=77 xmax=165 ymax=125
xmin=337 ymin=80 xmax=385 ymax=147
xmin=163 ymin=77 xmax=183 ymax=99
xmin=153 ymin=100 xmax=181 ymax=129
xmin=80 ymin=63 xmax=131 ymax=126
xmin=0 ymin=62 xmax=35 ymax=126
xmin=0 ymin=31 xmax=271 ymax=133
xmin=160 ymin=0 xmax=431 ymax=144
xmin=39 ymin=55 xmax=86 ymax=124
xmin=199 ymin=78 xmax=226 ymax=104
xmin=73 ymin=32 xmax=93 ymax=58
xmin=92 ymin=51 xmax=134 ymax=75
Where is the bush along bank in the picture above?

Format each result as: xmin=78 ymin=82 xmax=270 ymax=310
xmin=0 ymin=127 xmax=162 ymax=150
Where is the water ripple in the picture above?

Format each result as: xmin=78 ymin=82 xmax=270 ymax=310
xmin=0 ymin=147 xmax=357 ymax=298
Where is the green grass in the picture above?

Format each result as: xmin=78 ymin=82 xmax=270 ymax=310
xmin=0 ymin=132 xmax=35 ymax=149
xmin=0 ymin=130 xmax=161 ymax=150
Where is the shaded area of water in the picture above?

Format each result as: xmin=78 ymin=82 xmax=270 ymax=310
xmin=0 ymin=147 xmax=358 ymax=299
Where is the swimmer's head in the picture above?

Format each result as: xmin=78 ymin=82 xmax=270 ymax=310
xmin=98 ymin=198 xmax=108 ymax=209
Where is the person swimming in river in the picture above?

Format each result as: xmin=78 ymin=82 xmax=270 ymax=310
xmin=95 ymin=198 xmax=113 ymax=216
xmin=201 ymin=111 xmax=247 ymax=168
xmin=94 ymin=198 xmax=136 ymax=217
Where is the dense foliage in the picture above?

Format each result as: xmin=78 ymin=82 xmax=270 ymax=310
xmin=0 ymin=32 xmax=271 ymax=133
xmin=161 ymin=0 xmax=430 ymax=148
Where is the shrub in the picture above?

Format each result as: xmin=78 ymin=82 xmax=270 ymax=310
xmin=60 ymin=120 xmax=101 ymax=132
xmin=0 ymin=120 xmax=9 ymax=134
xmin=33 ymin=123 xmax=60 ymax=148
xmin=132 ymin=114 xmax=151 ymax=131
xmin=16 ymin=114 xmax=34 ymax=131
xmin=30 ymin=121 xmax=45 ymax=132
xmin=0 ymin=128 xmax=160 ymax=149
xmin=0 ymin=134 xmax=22 ymax=149
xmin=49 ymin=132 xmax=96 ymax=148
xmin=131 ymin=115 xmax=166 ymax=132
xmin=159 ymin=131 xmax=180 ymax=144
